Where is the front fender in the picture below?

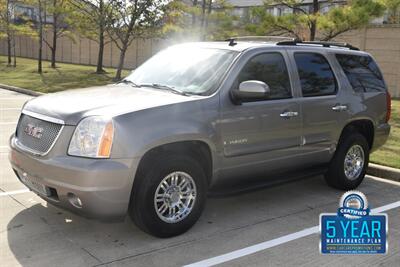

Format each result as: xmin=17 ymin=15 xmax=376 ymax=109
xmin=110 ymin=96 xmax=220 ymax=161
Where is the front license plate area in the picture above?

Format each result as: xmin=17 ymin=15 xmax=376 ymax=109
xmin=20 ymin=174 xmax=50 ymax=196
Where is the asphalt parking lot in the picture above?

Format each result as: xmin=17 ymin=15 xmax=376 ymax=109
xmin=0 ymin=88 xmax=399 ymax=267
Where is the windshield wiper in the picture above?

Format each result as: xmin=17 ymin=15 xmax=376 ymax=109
xmin=139 ymin=83 xmax=192 ymax=96
xmin=117 ymin=79 xmax=140 ymax=87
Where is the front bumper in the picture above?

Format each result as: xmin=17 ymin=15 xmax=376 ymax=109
xmin=9 ymin=136 xmax=137 ymax=221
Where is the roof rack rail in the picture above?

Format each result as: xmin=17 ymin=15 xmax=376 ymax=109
xmin=225 ymin=36 xmax=297 ymax=46
xmin=276 ymin=40 xmax=360 ymax=51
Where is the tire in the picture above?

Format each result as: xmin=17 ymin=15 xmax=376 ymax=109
xmin=325 ymin=132 xmax=370 ymax=190
xmin=129 ymin=153 xmax=207 ymax=238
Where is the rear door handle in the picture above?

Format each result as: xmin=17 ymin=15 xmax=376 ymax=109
xmin=332 ymin=104 xmax=348 ymax=112
xmin=280 ymin=111 xmax=299 ymax=118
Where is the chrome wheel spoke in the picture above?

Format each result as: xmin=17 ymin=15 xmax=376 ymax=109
xmin=154 ymin=171 xmax=197 ymax=224
xmin=158 ymin=203 xmax=168 ymax=214
xmin=155 ymin=193 xmax=164 ymax=202
xmin=344 ymin=144 xmax=365 ymax=180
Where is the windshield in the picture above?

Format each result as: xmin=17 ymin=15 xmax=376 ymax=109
xmin=125 ymin=46 xmax=238 ymax=95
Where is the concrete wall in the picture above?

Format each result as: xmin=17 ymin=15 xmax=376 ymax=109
xmin=0 ymin=32 xmax=167 ymax=70
xmin=0 ymin=25 xmax=399 ymax=97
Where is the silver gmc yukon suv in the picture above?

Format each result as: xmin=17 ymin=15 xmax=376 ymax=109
xmin=9 ymin=39 xmax=391 ymax=237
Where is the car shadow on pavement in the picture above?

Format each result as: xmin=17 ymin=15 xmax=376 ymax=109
xmin=6 ymin=175 xmax=391 ymax=267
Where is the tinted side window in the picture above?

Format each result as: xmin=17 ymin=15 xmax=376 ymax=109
xmin=336 ymin=54 xmax=386 ymax=93
xmin=237 ymin=53 xmax=291 ymax=99
xmin=294 ymin=53 xmax=337 ymax=97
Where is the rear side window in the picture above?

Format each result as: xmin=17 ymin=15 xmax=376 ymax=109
xmin=294 ymin=53 xmax=337 ymax=97
xmin=336 ymin=54 xmax=386 ymax=93
xmin=237 ymin=53 xmax=292 ymax=99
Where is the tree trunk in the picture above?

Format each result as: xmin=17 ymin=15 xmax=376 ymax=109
xmin=115 ymin=43 xmax=128 ymax=81
xmin=96 ymin=30 xmax=105 ymax=73
xmin=200 ymin=0 xmax=207 ymax=40
xmin=12 ymin=32 xmax=16 ymax=67
xmin=38 ymin=0 xmax=43 ymax=73
xmin=191 ymin=0 xmax=198 ymax=26
xmin=309 ymin=21 xmax=316 ymax=41
xmin=7 ymin=34 xmax=12 ymax=66
xmin=204 ymin=0 xmax=212 ymax=30
xmin=309 ymin=0 xmax=319 ymax=41
xmin=50 ymin=0 xmax=58 ymax=68
xmin=6 ymin=0 xmax=11 ymax=66
xmin=96 ymin=15 xmax=105 ymax=74
xmin=51 ymin=30 xmax=57 ymax=68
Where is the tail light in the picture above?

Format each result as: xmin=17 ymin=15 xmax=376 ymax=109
xmin=385 ymin=92 xmax=391 ymax=123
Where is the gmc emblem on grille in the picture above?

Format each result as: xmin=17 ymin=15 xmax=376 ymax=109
xmin=24 ymin=124 xmax=44 ymax=139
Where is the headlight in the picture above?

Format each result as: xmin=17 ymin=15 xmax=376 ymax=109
xmin=68 ymin=116 xmax=114 ymax=158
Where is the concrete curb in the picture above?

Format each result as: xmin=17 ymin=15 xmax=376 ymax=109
xmin=368 ymin=163 xmax=400 ymax=182
xmin=0 ymin=83 xmax=44 ymax=97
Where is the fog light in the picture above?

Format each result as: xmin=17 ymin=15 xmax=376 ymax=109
xmin=67 ymin=193 xmax=82 ymax=208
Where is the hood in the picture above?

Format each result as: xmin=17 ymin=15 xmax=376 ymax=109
xmin=23 ymin=84 xmax=197 ymax=125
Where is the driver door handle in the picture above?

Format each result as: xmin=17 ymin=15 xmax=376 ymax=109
xmin=280 ymin=111 xmax=299 ymax=118
xmin=332 ymin=104 xmax=348 ymax=112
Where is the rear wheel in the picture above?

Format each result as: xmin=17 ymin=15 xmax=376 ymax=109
xmin=129 ymin=154 xmax=207 ymax=237
xmin=325 ymin=133 xmax=369 ymax=190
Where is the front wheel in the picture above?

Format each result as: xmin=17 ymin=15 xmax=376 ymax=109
xmin=129 ymin=154 xmax=207 ymax=238
xmin=325 ymin=133 xmax=370 ymax=190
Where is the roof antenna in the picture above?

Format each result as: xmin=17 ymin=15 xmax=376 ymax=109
xmin=226 ymin=38 xmax=237 ymax=47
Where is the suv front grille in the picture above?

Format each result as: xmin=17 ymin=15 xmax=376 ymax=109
xmin=16 ymin=114 xmax=63 ymax=155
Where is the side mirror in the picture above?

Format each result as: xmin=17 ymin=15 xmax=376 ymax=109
xmin=231 ymin=80 xmax=271 ymax=104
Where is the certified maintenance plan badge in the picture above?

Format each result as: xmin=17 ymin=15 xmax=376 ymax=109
xmin=320 ymin=191 xmax=387 ymax=254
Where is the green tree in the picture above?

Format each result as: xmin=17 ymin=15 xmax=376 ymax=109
xmin=203 ymin=0 xmax=239 ymax=40
xmin=70 ymin=0 xmax=114 ymax=74
xmin=381 ymin=0 xmax=400 ymax=23
xmin=319 ymin=0 xmax=385 ymax=40
xmin=0 ymin=0 xmax=34 ymax=67
xmin=247 ymin=0 xmax=385 ymax=41
xmin=44 ymin=0 xmax=76 ymax=68
xmin=24 ymin=0 xmax=48 ymax=73
xmin=0 ymin=0 xmax=12 ymax=65
xmin=107 ymin=0 xmax=169 ymax=81
xmin=164 ymin=0 xmax=238 ymax=41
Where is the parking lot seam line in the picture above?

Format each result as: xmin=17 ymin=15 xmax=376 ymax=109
xmin=93 ymin=238 xmax=199 ymax=267
xmin=0 ymin=98 xmax=31 ymax=100
xmin=184 ymin=200 xmax=400 ymax=267
xmin=0 ymin=189 xmax=30 ymax=197
xmin=81 ymin=247 xmax=103 ymax=264
xmin=0 ymin=108 xmax=21 ymax=110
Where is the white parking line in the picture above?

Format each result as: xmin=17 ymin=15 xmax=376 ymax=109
xmin=0 ymin=189 xmax=30 ymax=197
xmin=185 ymin=200 xmax=400 ymax=267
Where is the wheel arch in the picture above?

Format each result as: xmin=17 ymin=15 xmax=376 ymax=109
xmin=339 ymin=119 xmax=375 ymax=149
xmin=130 ymin=140 xmax=214 ymax=201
